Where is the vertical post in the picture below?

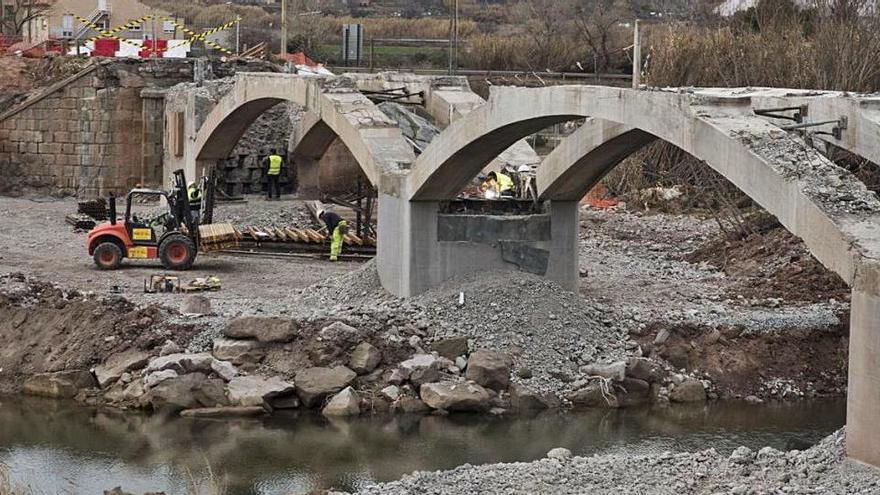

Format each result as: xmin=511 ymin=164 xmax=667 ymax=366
xmin=632 ymin=19 xmax=641 ymax=89
xmin=847 ymin=287 xmax=880 ymax=467
xmin=369 ymin=37 xmax=374 ymax=71
xmin=447 ymin=1 xmax=453 ymax=75
xmin=236 ymin=17 xmax=240 ymax=55
xmin=280 ymin=0 xmax=287 ymax=55
xmin=453 ymin=0 xmax=458 ymax=73
xmin=356 ymin=176 xmax=363 ymax=238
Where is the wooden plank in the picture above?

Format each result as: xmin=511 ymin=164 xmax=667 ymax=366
xmin=273 ymin=227 xmax=288 ymax=241
xmin=284 ymin=228 xmax=303 ymax=242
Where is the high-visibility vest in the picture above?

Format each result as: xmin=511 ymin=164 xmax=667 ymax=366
xmin=496 ymin=172 xmax=514 ymax=192
xmin=268 ymin=154 xmax=283 ymax=175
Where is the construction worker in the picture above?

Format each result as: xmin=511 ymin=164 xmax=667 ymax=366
xmin=319 ymin=210 xmax=347 ymax=261
xmin=262 ymin=148 xmax=284 ymax=200
xmin=187 ymin=181 xmax=202 ymax=225
xmin=487 ymin=171 xmax=514 ymax=196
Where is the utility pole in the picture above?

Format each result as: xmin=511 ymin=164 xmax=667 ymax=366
xmin=281 ymin=0 xmax=287 ymax=55
xmin=632 ymin=19 xmax=641 ymax=89
xmin=453 ymin=0 xmax=458 ymax=73
xmin=447 ymin=0 xmax=457 ymax=75
xmin=236 ymin=17 xmax=240 ymax=55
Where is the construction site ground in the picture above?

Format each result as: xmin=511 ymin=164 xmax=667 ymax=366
xmin=0 ymin=195 xmax=850 ymax=401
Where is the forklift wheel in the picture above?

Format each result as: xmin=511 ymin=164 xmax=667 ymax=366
xmin=93 ymin=242 xmax=123 ymax=270
xmin=159 ymin=234 xmax=196 ymax=270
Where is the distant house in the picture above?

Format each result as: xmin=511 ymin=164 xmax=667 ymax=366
xmin=42 ymin=0 xmax=181 ymax=43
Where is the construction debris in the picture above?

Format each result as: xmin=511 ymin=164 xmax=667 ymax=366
xmin=183 ymin=276 xmax=221 ymax=293
xmin=65 ymin=213 xmax=96 ymax=230
xmin=144 ymin=275 xmax=181 ymax=294
xmin=77 ymin=198 xmax=108 ymax=220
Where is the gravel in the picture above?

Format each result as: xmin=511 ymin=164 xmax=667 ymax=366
xmin=353 ymin=429 xmax=880 ymax=495
xmin=211 ymin=198 xmax=318 ymax=228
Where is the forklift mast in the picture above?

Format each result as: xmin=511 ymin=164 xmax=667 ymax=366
xmin=171 ymin=169 xmax=198 ymax=242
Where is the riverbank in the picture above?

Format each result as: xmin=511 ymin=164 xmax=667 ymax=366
xmin=353 ymin=429 xmax=879 ymax=495
xmin=0 ymin=196 xmax=851 ymax=418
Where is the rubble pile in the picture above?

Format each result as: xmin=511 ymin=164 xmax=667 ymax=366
xmin=353 ymin=429 xmax=879 ymax=495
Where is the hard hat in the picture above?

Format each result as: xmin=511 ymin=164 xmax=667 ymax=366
xmin=517 ymin=165 xmax=531 ymax=173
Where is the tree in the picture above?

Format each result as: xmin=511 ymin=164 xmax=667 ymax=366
xmin=569 ymin=0 xmax=632 ymax=72
xmin=0 ymin=0 xmax=51 ymax=36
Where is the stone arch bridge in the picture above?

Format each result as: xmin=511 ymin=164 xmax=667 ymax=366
xmin=166 ymin=75 xmax=880 ymax=468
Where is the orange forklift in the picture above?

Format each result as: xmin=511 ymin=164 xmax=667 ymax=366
xmin=87 ymin=169 xmax=203 ymax=270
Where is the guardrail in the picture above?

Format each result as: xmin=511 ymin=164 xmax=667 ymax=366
xmin=330 ymin=66 xmax=632 ymax=81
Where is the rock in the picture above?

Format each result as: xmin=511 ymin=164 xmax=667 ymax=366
xmin=388 ymin=368 xmax=408 ymax=385
xmin=582 ymin=361 xmax=626 ymax=381
xmin=654 ymin=328 xmax=671 ymax=345
xmin=455 ymin=356 xmax=468 ymax=371
xmin=669 ymin=378 xmax=707 ymax=403
xmin=516 ymin=367 xmax=533 ymax=379
xmin=143 ymin=369 xmax=178 ymax=388
xmin=318 ymin=321 xmax=360 ymax=345
xmin=392 ymin=396 xmax=431 ymax=414
xmin=729 ymin=446 xmax=755 ymax=465
xmin=745 ymin=395 xmax=764 ymax=404
xmin=322 ymin=386 xmax=361 ymax=417
xmin=227 ymin=375 xmax=296 ymax=407
xmin=267 ymin=395 xmax=300 ymax=410
xmin=380 ymin=385 xmax=401 ymax=401
xmin=625 ymin=357 xmax=665 ymax=383
xmin=180 ymin=406 xmax=266 ymax=418
xmin=568 ymin=383 xmax=617 ymax=408
xmin=465 ymin=350 xmax=512 ymax=391
xmin=146 ymin=373 xmax=228 ymax=413
xmin=104 ymin=380 xmax=145 ymax=404
xmin=509 ymin=383 xmax=549 ymax=411
xmin=23 ymin=370 xmax=96 ymax=399
xmin=400 ymin=354 xmax=442 ymax=386
xmin=431 ymin=337 xmax=469 ymax=360
xmin=295 ymin=366 xmax=357 ymax=408
xmin=159 ymin=340 xmax=182 ymax=356
xmin=420 ymin=382 xmax=491 ymax=412
xmin=145 ymin=352 xmax=214 ymax=375
xmin=224 ymin=316 xmax=297 ymax=343
xmin=616 ymin=377 xmax=652 ymax=407
xmin=92 ymin=350 xmax=151 ymax=388
xmin=349 ymin=342 xmax=382 ymax=374
xmin=180 ymin=295 xmax=211 ymax=315
xmin=547 ymin=447 xmax=573 ymax=461
xmin=210 ymin=359 xmax=238 ymax=382
xmin=212 ymin=338 xmax=266 ymax=365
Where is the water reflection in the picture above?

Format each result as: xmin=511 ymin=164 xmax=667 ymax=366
xmin=0 ymin=397 xmax=845 ymax=494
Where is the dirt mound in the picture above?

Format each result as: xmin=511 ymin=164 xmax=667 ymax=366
xmin=0 ymin=273 xmax=199 ymax=393
xmin=686 ymin=213 xmax=849 ymax=303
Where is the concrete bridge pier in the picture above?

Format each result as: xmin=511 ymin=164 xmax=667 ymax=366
xmin=377 ymin=185 xmax=579 ymax=297
xmin=848 ymin=285 xmax=880 ymax=466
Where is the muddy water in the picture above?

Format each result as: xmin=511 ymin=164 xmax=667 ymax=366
xmin=0 ymin=397 xmax=844 ymax=495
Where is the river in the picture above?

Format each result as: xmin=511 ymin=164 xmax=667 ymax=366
xmin=0 ymin=396 xmax=845 ymax=494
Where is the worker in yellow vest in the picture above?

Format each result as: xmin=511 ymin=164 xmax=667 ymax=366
xmin=319 ymin=210 xmax=348 ymax=261
xmin=187 ymin=181 xmax=202 ymax=224
xmin=262 ymin=149 xmax=285 ymax=200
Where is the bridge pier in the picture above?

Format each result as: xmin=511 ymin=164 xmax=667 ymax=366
xmin=847 ymin=287 xmax=880 ymax=466
xmin=377 ymin=192 xmax=579 ymax=297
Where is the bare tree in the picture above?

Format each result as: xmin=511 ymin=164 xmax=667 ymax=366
xmin=512 ymin=0 xmax=575 ymax=70
xmin=0 ymin=0 xmax=51 ymax=36
xmin=569 ymin=0 xmax=631 ymax=72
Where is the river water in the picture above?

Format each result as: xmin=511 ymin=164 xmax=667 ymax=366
xmin=0 ymin=396 xmax=845 ymax=494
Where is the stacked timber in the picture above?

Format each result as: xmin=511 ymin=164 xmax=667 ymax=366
xmin=199 ymin=223 xmax=240 ymax=252
xmin=235 ymin=225 xmax=376 ymax=247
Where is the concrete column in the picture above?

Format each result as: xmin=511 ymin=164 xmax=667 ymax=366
xmin=295 ymin=156 xmax=321 ymax=199
xmin=546 ymin=200 xmax=579 ymax=291
xmin=377 ymin=186 xmax=439 ymax=297
xmin=847 ymin=288 xmax=880 ymax=466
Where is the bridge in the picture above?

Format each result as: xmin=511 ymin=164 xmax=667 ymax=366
xmin=165 ymin=73 xmax=880 ymax=468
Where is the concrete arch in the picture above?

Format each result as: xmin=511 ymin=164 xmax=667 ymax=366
xmin=190 ymin=73 xmax=414 ymax=187
xmin=408 ymin=85 xmax=880 ymax=467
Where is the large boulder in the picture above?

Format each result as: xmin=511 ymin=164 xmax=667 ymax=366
xmin=349 ymin=342 xmax=382 ymax=375
xmin=616 ymin=378 xmax=652 ymax=407
xmin=143 ymin=369 xmax=178 ymax=389
xmin=23 ymin=370 xmax=96 ymax=398
xmin=295 ymin=366 xmax=357 ymax=408
xmin=145 ymin=353 xmax=214 ymax=375
xmin=431 ymin=337 xmax=468 ymax=360
xmin=399 ymin=354 xmax=443 ymax=386
xmin=226 ymin=375 xmax=296 ymax=407
xmin=420 ymin=382 xmax=491 ymax=412
xmin=670 ymin=378 xmax=707 ymax=403
xmin=582 ymin=361 xmax=626 ymax=381
xmin=568 ymin=383 xmax=618 ymax=409
xmin=146 ymin=373 xmax=228 ymax=413
xmin=180 ymin=406 xmax=266 ymax=418
xmin=223 ymin=317 xmax=298 ymax=343
xmin=625 ymin=357 xmax=666 ymax=383
xmin=465 ymin=350 xmax=512 ymax=391
xmin=212 ymin=338 xmax=266 ymax=365
xmin=92 ymin=350 xmax=151 ymax=388
xmin=180 ymin=295 xmax=211 ymax=315
xmin=104 ymin=381 xmax=145 ymax=405
xmin=322 ymin=387 xmax=361 ymax=417
xmin=510 ymin=383 xmax=552 ymax=411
